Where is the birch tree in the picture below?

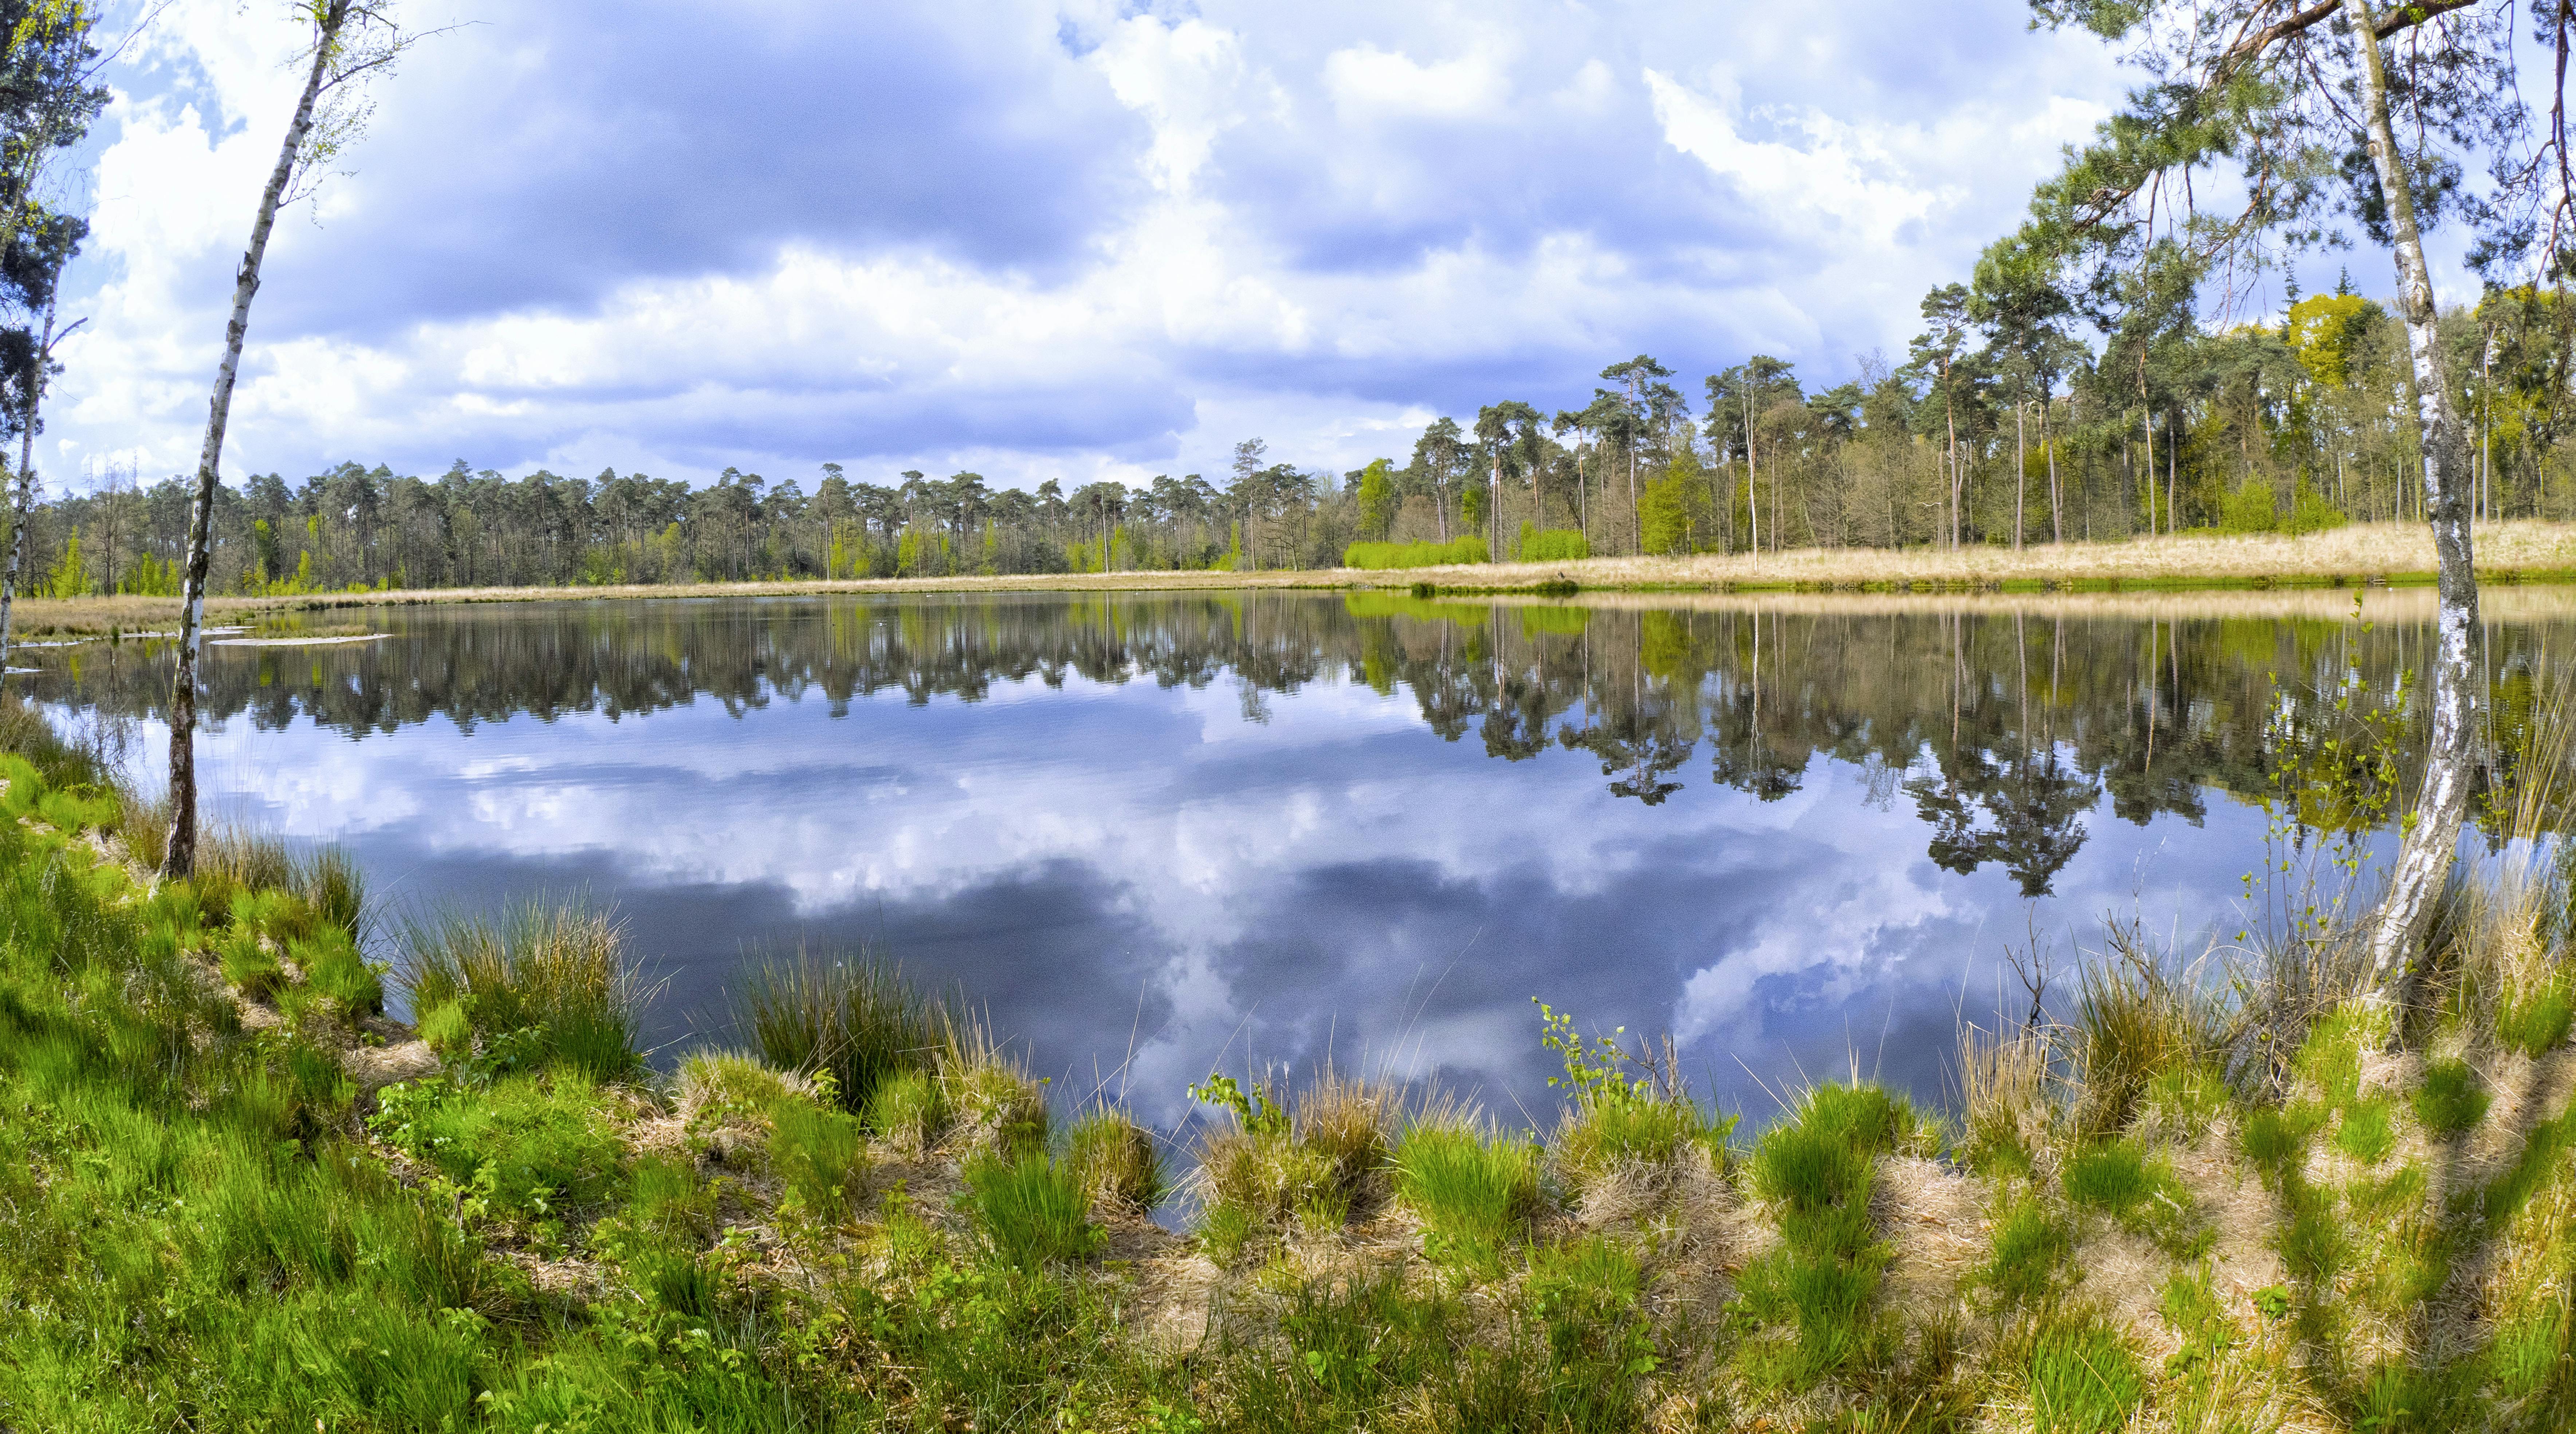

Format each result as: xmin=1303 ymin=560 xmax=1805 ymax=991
xmin=0 ymin=225 xmax=79 ymax=666
xmin=2007 ymin=0 xmax=2549 ymax=994
xmin=164 ymin=0 xmax=416 ymax=879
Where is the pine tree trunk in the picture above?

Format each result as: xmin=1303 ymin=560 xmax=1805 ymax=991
xmin=165 ymin=4 xmax=346 ymax=880
xmin=2344 ymin=0 xmax=2483 ymax=995
xmin=0 ymin=292 xmax=60 ymax=666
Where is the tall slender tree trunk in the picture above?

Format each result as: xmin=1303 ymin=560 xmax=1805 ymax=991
xmin=2344 ymin=0 xmax=2483 ymax=994
xmin=2046 ymin=390 xmax=2064 ymax=544
xmin=0 ymin=291 xmax=62 ymax=668
xmin=2014 ymin=398 xmax=2027 ymax=552
xmin=2141 ymin=406 xmax=2156 ymax=534
xmin=1745 ymin=389 xmax=1759 ymax=555
xmin=165 ymin=3 xmax=346 ymax=880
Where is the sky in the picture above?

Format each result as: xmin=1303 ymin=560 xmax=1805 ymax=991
xmin=22 ymin=0 xmax=2379 ymax=498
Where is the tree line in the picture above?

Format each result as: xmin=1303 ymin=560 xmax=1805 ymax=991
xmin=17 ymin=268 xmax=2576 ymax=599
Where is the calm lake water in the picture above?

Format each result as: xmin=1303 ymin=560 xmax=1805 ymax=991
xmin=23 ymin=587 xmax=2575 ymax=1129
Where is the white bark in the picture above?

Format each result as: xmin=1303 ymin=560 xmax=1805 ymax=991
xmin=165 ymin=2 xmax=348 ymax=879
xmin=2343 ymin=0 xmax=2483 ymax=994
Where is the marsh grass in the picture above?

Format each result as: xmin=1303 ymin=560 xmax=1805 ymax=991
xmin=1736 ymin=1083 xmax=1916 ymax=1388
xmin=671 ymin=1048 xmax=806 ymax=1129
xmin=739 ymin=950 xmax=948 ymax=1117
xmin=1392 ymin=1119 xmax=1541 ymax=1272
xmin=864 ymin=1067 xmax=948 ymax=1155
xmin=400 ymin=899 xmax=646 ymax=1081
xmin=962 ymin=1151 xmax=1099 ymax=1271
xmin=2414 ymin=1056 xmax=2490 ymax=1135
xmin=1062 ymin=1108 xmax=1163 ymax=1210
xmin=771 ymin=1097 xmax=867 ymax=1219
xmin=2025 ymin=1314 xmax=2147 ymax=1434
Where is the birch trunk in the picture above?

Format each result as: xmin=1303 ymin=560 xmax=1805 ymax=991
xmin=2343 ymin=0 xmax=2482 ymax=994
xmin=164 ymin=4 xmax=347 ymax=880
xmin=2014 ymin=398 xmax=2026 ymax=551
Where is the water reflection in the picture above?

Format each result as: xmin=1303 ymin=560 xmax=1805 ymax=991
xmin=25 ymin=588 xmax=2573 ymax=1126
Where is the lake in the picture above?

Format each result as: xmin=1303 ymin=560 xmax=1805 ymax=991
xmin=21 ymin=586 xmax=2573 ymax=1131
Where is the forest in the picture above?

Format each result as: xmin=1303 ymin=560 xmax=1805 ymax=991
xmin=20 ymin=278 xmax=2576 ymax=596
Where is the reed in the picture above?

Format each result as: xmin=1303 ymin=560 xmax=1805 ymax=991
xmin=737 ymin=950 xmax=947 ymax=1116
xmin=398 ymin=899 xmax=645 ymax=1081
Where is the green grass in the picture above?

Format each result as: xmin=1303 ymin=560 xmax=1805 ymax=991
xmin=1735 ymin=1084 xmax=1912 ymax=1387
xmin=368 ymin=1072 xmax=626 ymax=1218
xmin=740 ymin=951 xmax=947 ymax=1115
xmin=1342 ymin=536 xmax=1492 ymax=570
xmin=1552 ymin=1092 xmax=1724 ymax=1193
xmin=1393 ymin=1122 xmax=1541 ymax=1271
xmin=400 ymin=899 xmax=645 ymax=1080
xmin=2063 ymin=1136 xmax=2193 ymax=1242
xmin=771 ymin=1094 xmax=868 ymax=1219
xmin=1062 ymin=1108 xmax=1164 ymax=1210
xmin=2497 ymin=972 xmax=2576 ymax=1057
xmin=1979 ymin=1198 xmax=2071 ymax=1308
xmin=2414 ymin=1056 xmax=2491 ymax=1135
xmin=2028 ymin=1315 xmax=2147 ymax=1434
xmin=962 ymin=1150 xmax=1100 ymax=1271
xmin=864 ymin=1066 xmax=948 ymax=1152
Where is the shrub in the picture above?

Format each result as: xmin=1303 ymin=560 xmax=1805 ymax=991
xmin=2218 ymin=479 xmax=2278 ymax=535
xmin=1341 ymin=537 xmax=1490 ymax=570
xmin=400 ymin=900 xmax=645 ymax=1082
xmin=1062 ymin=1108 xmax=1163 ymax=1210
xmin=962 ymin=1151 xmax=1099 ymax=1270
xmin=1515 ymin=525 xmax=1590 ymax=562
xmin=739 ymin=952 xmax=945 ymax=1115
xmin=2413 ymin=1057 xmax=2489 ymax=1136
xmin=771 ymin=1098 xmax=866 ymax=1219
xmin=2283 ymin=481 xmax=2349 ymax=535
xmin=1393 ymin=1122 xmax=1540 ymax=1270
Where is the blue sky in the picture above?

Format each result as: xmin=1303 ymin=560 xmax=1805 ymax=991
xmin=32 ymin=1 xmax=2262 ymax=494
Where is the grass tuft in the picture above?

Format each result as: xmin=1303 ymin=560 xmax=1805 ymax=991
xmin=739 ymin=951 xmax=947 ymax=1116
xmin=1062 ymin=1108 xmax=1163 ymax=1211
xmin=2027 ymin=1315 xmax=2146 ymax=1434
xmin=1392 ymin=1120 xmax=1541 ymax=1271
xmin=2413 ymin=1056 xmax=2490 ymax=1136
xmin=961 ymin=1151 xmax=1099 ymax=1271
xmin=400 ymin=899 xmax=645 ymax=1082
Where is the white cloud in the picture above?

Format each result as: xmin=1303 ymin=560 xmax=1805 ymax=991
xmin=45 ymin=1 xmax=2129 ymax=492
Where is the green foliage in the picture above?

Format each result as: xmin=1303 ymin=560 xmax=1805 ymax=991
xmin=1189 ymin=1069 xmax=1288 ymax=1136
xmin=2414 ymin=1057 xmax=2490 ymax=1136
xmin=1393 ymin=1123 xmax=1541 ymax=1272
xmin=1638 ymin=473 xmax=1698 ymax=554
xmin=1515 ymin=523 xmax=1590 ymax=561
xmin=2062 ymin=1137 xmax=2193 ymax=1242
xmin=739 ymin=951 xmax=944 ymax=1115
xmin=1340 ymin=536 xmax=1490 ymax=570
xmin=1354 ymin=458 xmax=1397 ymax=540
xmin=961 ymin=1151 xmax=1099 ymax=1271
xmin=2218 ymin=479 xmax=2278 ymax=534
xmin=417 ymin=999 xmax=474 ymax=1062
xmin=367 ymin=1073 xmax=623 ymax=1219
xmin=2283 ymin=480 xmax=2348 ymax=535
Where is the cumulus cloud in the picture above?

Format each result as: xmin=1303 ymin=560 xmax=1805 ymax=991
xmin=47 ymin=0 xmax=2122 ymax=493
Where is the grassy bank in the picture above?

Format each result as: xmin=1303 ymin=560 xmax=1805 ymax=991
xmin=9 ymin=522 xmax=2576 ymax=637
xmin=5 ymin=708 xmax=2576 ymax=1429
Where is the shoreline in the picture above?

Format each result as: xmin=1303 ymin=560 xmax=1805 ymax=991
xmin=4 ymin=520 xmax=2574 ymax=637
